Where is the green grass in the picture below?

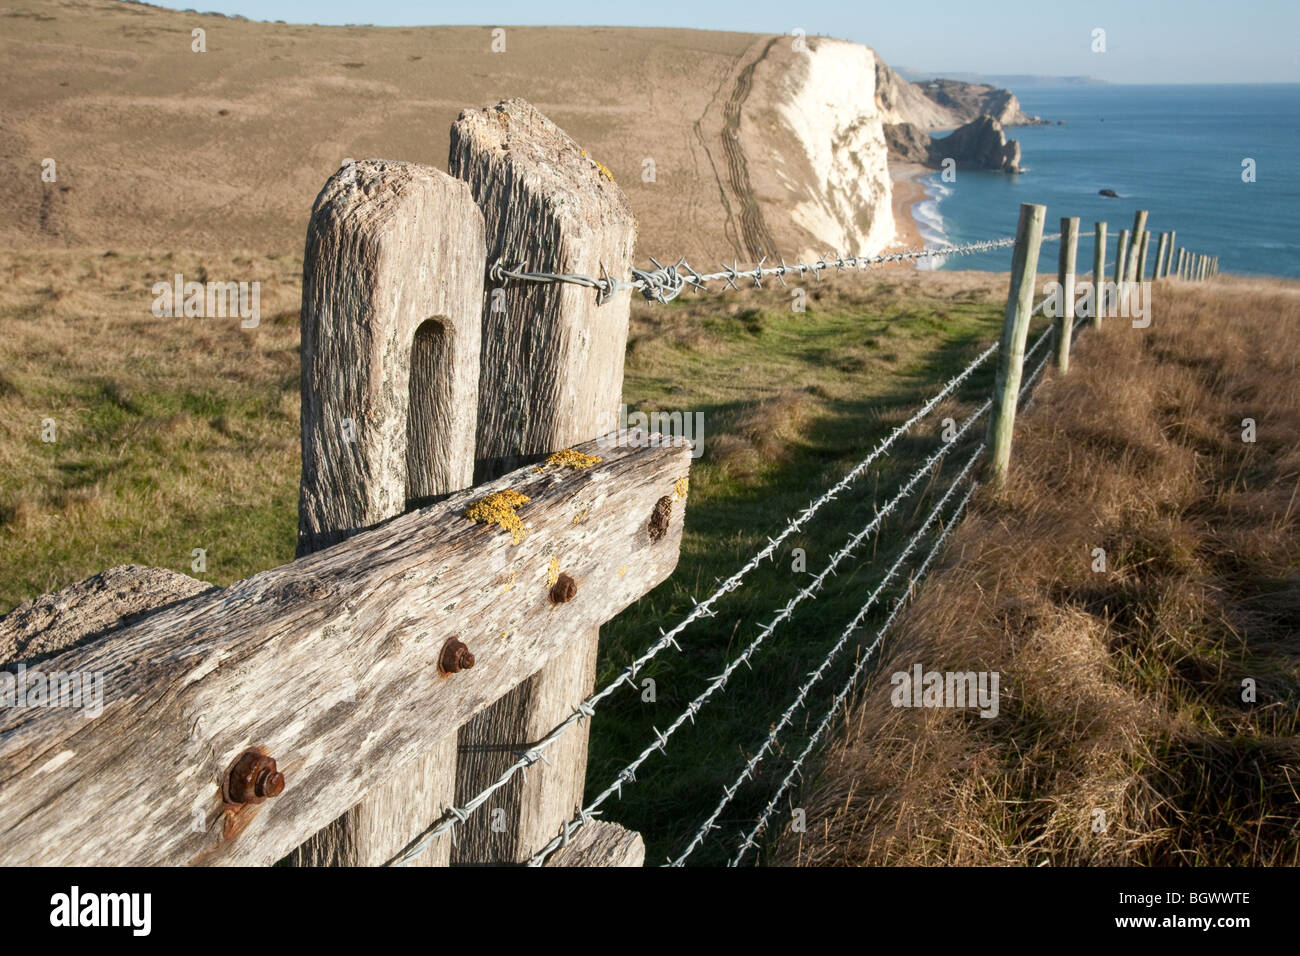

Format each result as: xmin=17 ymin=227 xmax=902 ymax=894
xmin=589 ymin=276 xmax=1048 ymax=865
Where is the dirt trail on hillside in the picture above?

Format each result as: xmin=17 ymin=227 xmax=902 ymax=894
xmin=719 ymin=36 xmax=782 ymax=260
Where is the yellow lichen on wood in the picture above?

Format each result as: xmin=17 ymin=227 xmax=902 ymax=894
xmin=547 ymin=554 xmax=561 ymax=586
xmin=572 ymin=507 xmax=589 ymax=525
xmin=617 ymin=565 xmax=628 ymax=577
xmin=546 ymin=448 xmax=603 ymax=470
xmin=465 ymin=489 xmax=531 ymax=543
xmin=579 ymin=149 xmax=615 ymax=183
xmin=672 ymin=476 xmax=689 ymax=501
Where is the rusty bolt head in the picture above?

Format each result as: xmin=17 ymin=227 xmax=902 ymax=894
xmin=549 ymin=572 xmax=578 ymax=604
xmin=439 ymin=636 xmax=475 ymax=675
xmin=226 ymin=750 xmax=285 ymax=805
xmin=648 ymin=496 xmax=673 ymax=542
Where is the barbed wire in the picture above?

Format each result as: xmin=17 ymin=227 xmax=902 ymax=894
xmin=725 ymin=309 xmax=1093 ymax=866
xmin=490 ymin=234 xmax=1063 ymax=304
xmin=730 ymin=479 xmax=979 ymax=866
xmin=385 ymin=336 xmax=1002 ymax=866
xmin=525 ymin=399 xmax=992 ymax=865
xmin=668 ymin=441 xmax=986 ymax=866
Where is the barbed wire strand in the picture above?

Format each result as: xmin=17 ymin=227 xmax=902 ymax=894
xmin=730 ymin=479 xmax=979 ymax=867
xmin=726 ymin=314 xmax=1083 ymax=867
xmin=668 ymin=441 xmax=985 ymax=865
xmin=524 ymin=399 xmax=992 ymax=866
xmin=491 ymin=234 xmax=1064 ymax=304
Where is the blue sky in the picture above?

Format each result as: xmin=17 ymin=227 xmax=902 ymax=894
xmin=188 ymin=0 xmax=1298 ymax=83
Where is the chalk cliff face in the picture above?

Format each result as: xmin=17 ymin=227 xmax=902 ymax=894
xmin=736 ymin=37 xmax=895 ymax=260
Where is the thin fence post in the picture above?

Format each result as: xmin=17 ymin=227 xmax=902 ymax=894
xmin=1054 ymin=216 xmax=1079 ymax=372
xmin=985 ymin=202 xmax=1046 ymax=489
xmin=1176 ymin=248 xmax=1186 ymax=279
xmin=1125 ymin=210 xmax=1148 ymax=288
xmin=291 ymin=159 xmax=487 ymax=866
xmin=1092 ymin=221 xmax=1107 ymax=327
xmin=1114 ymin=228 xmax=1130 ymax=303
xmin=1137 ymin=230 xmax=1151 ymax=283
xmin=1154 ymin=232 xmax=1169 ymax=280
xmin=1165 ymin=230 xmax=1176 ymax=278
xmin=448 ymin=99 xmax=638 ymax=864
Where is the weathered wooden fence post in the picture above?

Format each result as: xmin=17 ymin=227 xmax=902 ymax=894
xmin=1137 ymin=230 xmax=1151 ymax=283
xmin=1114 ymin=228 xmax=1130 ymax=303
xmin=1054 ymin=216 xmax=1079 ymax=372
xmin=1092 ymin=221 xmax=1107 ymax=326
xmin=1154 ymin=232 xmax=1169 ymax=279
xmin=1125 ymin=210 xmax=1148 ymax=288
xmin=291 ymin=159 xmax=486 ymax=866
xmin=447 ymin=99 xmax=639 ymax=864
xmin=1165 ymin=230 xmax=1176 ymax=278
xmin=1175 ymin=247 xmax=1185 ymax=278
xmin=986 ymin=202 xmax=1045 ymax=489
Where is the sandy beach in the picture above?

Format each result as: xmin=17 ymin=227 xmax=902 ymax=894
xmin=886 ymin=162 xmax=931 ymax=254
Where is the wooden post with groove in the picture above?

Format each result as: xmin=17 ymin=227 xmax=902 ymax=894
xmin=1164 ymin=230 xmax=1176 ymax=278
xmin=291 ymin=159 xmax=486 ymax=866
xmin=1092 ymin=221 xmax=1107 ymax=327
xmin=1054 ymin=216 xmax=1078 ymax=372
xmin=986 ymin=202 xmax=1045 ymax=489
xmin=448 ymin=99 xmax=640 ymax=864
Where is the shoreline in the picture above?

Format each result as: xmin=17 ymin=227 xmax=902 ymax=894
xmin=886 ymin=162 xmax=932 ymax=256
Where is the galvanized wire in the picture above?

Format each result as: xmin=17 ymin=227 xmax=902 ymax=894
xmin=490 ymin=234 xmax=1064 ymax=304
xmin=668 ymin=441 xmax=986 ymax=866
xmin=384 ymin=337 xmax=1000 ymax=866
xmin=388 ymin=288 xmax=1058 ymax=867
xmin=525 ymin=399 xmax=992 ymax=865
xmin=730 ymin=479 xmax=979 ymax=866
xmin=725 ymin=308 xmax=1082 ymax=866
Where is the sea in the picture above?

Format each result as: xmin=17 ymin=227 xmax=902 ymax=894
xmin=912 ymin=84 xmax=1300 ymax=278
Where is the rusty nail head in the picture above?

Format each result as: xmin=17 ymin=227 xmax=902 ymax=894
xmin=226 ymin=749 xmax=285 ymax=805
xmin=549 ymin=572 xmax=578 ymax=604
xmin=439 ymin=636 xmax=475 ymax=676
xmin=648 ymin=495 xmax=673 ymax=541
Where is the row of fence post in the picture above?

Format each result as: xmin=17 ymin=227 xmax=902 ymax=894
xmin=986 ymin=203 xmax=1217 ymax=488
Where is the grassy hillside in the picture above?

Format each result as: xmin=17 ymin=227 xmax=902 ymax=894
xmin=774 ymin=276 xmax=1300 ymax=867
xmin=0 ymin=0 xmax=880 ymax=264
xmin=0 ymin=243 xmax=1052 ymax=863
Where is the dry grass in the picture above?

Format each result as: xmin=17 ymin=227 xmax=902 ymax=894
xmin=0 ymin=248 xmax=304 ymax=604
xmin=773 ymin=275 xmax=1300 ymax=867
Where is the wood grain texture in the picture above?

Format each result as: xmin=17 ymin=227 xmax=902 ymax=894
xmin=448 ymin=98 xmax=637 ymax=482
xmin=0 ymin=565 xmax=212 ymax=667
xmin=449 ymin=99 xmax=642 ymax=864
xmin=985 ymin=202 xmax=1045 ymax=488
xmin=542 ymin=821 xmax=645 ymax=867
xmin=0 ymin=433 xmax=690 ymax=866
xmin=292 ymin=158 xmax=486 ymax=865
xmin=297 ymin=158 xmax=485 ymax=555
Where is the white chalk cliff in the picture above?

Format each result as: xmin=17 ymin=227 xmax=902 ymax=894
xmin=735 ymin=37 xmax=896 ymax=261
